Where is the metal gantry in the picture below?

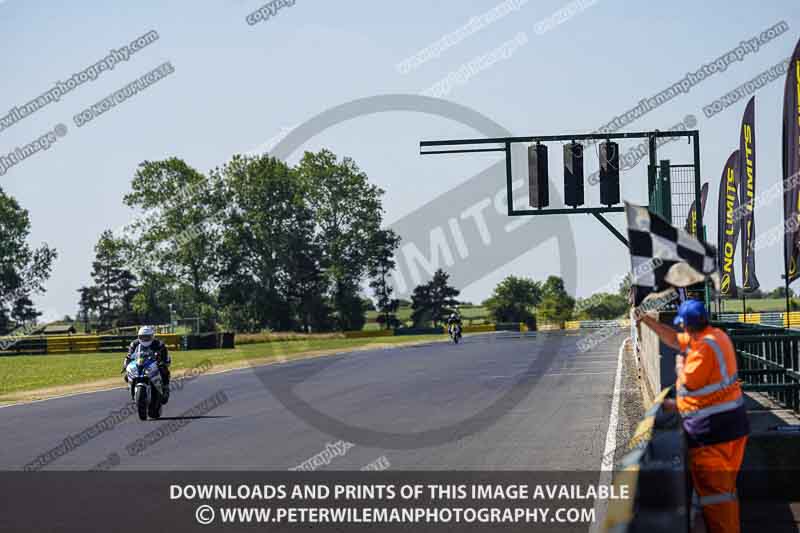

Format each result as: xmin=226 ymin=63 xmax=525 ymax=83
xmin=420 ymin=129 xmax=703 ymax=248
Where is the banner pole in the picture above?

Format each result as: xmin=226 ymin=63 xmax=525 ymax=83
xmin=742 ymin=292 xmax=747 ymax=321
xmin=786 ymin=274 xmax=792 ymax=328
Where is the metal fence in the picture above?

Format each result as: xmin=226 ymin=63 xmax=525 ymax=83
xmin=668 ymin=164 xmax=696 ymax=228
xmin=719 ymin=322 xmax=800 ymax=413
xmin=717 ymin=311 xmax=800 ymax=328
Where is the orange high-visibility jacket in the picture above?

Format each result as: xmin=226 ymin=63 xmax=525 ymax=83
xmin=676 ymin=326 xmax=750 ymax=447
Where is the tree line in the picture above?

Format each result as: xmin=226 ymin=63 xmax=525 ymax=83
xmin=0 ymin=187 xmax=57 ymax=334
xmin=73 ymin=150 xmax=404 ymax=333
xmin=6 ymin=144 xmax=798 ymax=337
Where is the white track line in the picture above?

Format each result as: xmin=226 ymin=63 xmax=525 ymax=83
xmin=590 ymin=336 xmax=628 ymax=533
xmin=541 ymin=371 xmax=615 ymax=376
xmin=600 ymin=338 xmax=626 ymax=467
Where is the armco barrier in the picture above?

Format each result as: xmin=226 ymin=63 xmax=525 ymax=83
xmin=45 ymin=335 xmax=100 ymax=354
xmin=180 ymin=333 xmax=235 ymax=350
xmin=343 ymin=330 xmax=395 ymax=339
xmin=562 ymin=319 xmax=631 ymax=331
xmin=0 ymin=333 xmax=195 ymax=356
xmin=348 ymin=325 xmax=503 ymax=337
xmin=461 ymin=324 xmax=496 ymax=333
xmin=495 ymin=322 xmax=522 ymax=332
xmin=604 ymin=386 xmax=690 ymax=532
xmin=578 ymin=319 xmax=631 ymax=329
xmin=0 ymin=336 xmax=47 ymax=355
xmin=394 ymin=327 xmax=444 ymax=336
xmin=718 ymin=310 xmax=800 ymax=328
xmin=537 ymin=323 xmax=561 ymax=331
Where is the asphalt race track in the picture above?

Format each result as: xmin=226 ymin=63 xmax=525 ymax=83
xmin=0 ymin=331 xmax=627 ymax=472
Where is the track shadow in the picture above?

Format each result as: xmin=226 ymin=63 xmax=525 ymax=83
xmin=152 ymin=415 xmax=229 ymax=421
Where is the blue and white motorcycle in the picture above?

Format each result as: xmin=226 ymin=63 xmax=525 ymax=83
xmin=125 ymin=346 xmax=165 ymax=420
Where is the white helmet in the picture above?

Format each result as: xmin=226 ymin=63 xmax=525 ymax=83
xmin=137 ymin=326 xmax=155 ymax=347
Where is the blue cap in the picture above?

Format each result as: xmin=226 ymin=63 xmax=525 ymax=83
xmin=674 ymin=299 xmax=708 ymax=328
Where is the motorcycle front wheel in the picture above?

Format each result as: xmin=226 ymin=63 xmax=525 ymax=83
xmin=148 ymin=388 xmax=162 ymax=419
xmin=134 ymin=386 xmax=148 ymax=421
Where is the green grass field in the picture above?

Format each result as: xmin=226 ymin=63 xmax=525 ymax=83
xmin=364 ymin=305 xmax=490 ymax=329
xmin=0 ymin=334 xmax=445 ymax=398
xmin=717 ymin=297 xmax=800 ymax=313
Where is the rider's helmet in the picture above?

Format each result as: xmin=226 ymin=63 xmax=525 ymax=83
xmin=137 ymin=325 xmax=155 ymax=348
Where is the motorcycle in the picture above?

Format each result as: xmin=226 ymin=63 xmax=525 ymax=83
xmin=449 ymin=323 xmax=462 ymax=344
xmin=125 ymin=346 xmax=165 ymax=420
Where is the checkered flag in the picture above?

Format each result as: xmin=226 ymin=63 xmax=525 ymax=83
xmin=626 ymin=202 xmax=719 ymax=306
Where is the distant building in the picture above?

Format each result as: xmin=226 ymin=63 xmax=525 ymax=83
xmin=41 ymin=324 xmax=77 ymax=335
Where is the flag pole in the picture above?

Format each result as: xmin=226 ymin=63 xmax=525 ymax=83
xmin=786 ymin=274 xmax=792 ymax=328
xmin=742 ymin=292 xmax=747 ymax=321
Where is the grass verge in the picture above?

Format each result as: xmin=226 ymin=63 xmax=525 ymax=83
xmin=0 ymin=334 xmax=446 ymax=401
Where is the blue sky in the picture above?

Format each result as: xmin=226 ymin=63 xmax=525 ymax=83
xmin=1 ymin=0 xmax=798 ymax=318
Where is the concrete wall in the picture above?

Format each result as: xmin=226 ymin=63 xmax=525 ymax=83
xmin=634 ymin=311 xmax=679 ymax=405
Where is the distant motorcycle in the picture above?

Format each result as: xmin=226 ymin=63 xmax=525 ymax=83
xmin=125 ymin=346 xmax=165 ymax=420
xmin=449 ymin=324 xmax=462 ymax=344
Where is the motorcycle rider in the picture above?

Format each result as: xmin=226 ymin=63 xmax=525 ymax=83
xmin=122 ymin=326 xmax=171 ymax=403
xmin=446 ymin=308 xmax=462 ymax=338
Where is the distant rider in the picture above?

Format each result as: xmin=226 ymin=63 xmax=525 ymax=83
xmin=122 ymin=326 xmax=171 ymax=403
xmin=446 ymin=310 xmax=462 ymax=336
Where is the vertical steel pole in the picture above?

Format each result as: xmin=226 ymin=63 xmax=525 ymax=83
xmin=692 ymin=132 xmax=703 ymax=237
xmin=742 ymin=293 xmax=747 ymax=321
xmin=786 ymin=275 xmax=792 ymax=328
xmin=506 ymin=142 xmax=513 ymax=216
xmin=648 ymin=136 xmax=657 ymax=210
xmin=691 ymin=132 xmax=711 ymax=310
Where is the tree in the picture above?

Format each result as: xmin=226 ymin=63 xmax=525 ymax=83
xmin=367 ymin=229 xmax=401 ymax=330
xmin=215 ymin=154 xmax=328 ymax=331
xmin=428 ymin=269 xmax=460 ymax=326
xmin=744 ymin=288 xmax=764 ymax=299
xmin=618 ymin=275 xmax=632 ymax=299
xmin=0 ymin=186 xmax=56 ymax=334
xmin=576 ymin=292 xmax=629 ymax=320
xmin=410 ymin=283 xmax=432 ymax=328
xmin=538 ymin=275 xmax=575 ymax=324
xmin=130 ymin=270 xmax=174 ymax=326
xmin=88 ymin=230 xmax=138 ymax=326
xmin=284 ymin=227 xmax=330 ymax=332
xmin=768 ymin=287 xmax=795 ymax=299
xmin=296 ymin=149 xmax=386 ymax=330
xmin=10 ymin=296 xmax=40 ymax=326
xmin=484 ymin=275 xmax=541 ymax=323
xmin=333 ymin=281 xmax=368 ymax=331
xmin=116 ymin=269 xmax=140 ymax=325
xmin=77 ymin=286 xmax=101 ymax=330
xmin=410 ymin=269 xmax=460 ymax=327
xmin=124 ymin=158 xmax=219 ymax=315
